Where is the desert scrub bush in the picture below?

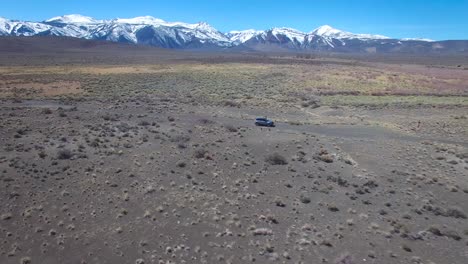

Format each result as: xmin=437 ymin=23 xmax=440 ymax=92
xmin=265 ymin=153 xmax=288 ymax=165
xmin=445 ymin=207 xmax=467 ymax=219
xmin=315 ymin=149 xmax=334 ymax=163
xmin=170 ymin=134 xmax=190 ymax=143
xmin=20 ymin=257 xmax=31 ymax=264
xmin=288 ymin=120 xmax=303 ymax=126
xmin=291 ymin=92 xmax=321 ymax=108
xmin=102 ymin=114 xmax=118 ymax=121
xmin=327 ymin=203 xmax=339 ymax=212
xmin=301 ymin=98 xmax=321 ymax=108
xmin=423 ymin=205 xmax=467 ymax=219
xmin=299 ymin=194 xmax=311 ymax=204
xmin=427 ymin=225 xmax=443 ymax=236
xmin=38 ymin=151 xmax=47 ymax=159
xmin=252 ymin=228 xmax=273 ymax=236
xmin=317 ymin=154 xmax=334 ymax=163
xmin=444 ymin=230 xmax=462 ymax=241
xmin=41 ymin=108 xmax=52 ymax=114
xmin=138 ymin=120 xmax=151 ymax=126
xmin=225 ymin=124 xmax=238 ymax=132
xmin=198 ymin=118 xmax=215 ymax=125
xmin=335 ymin=254 xmax=353 ymax=264
xmin=89 ymin=138 xmax=100 ymax=148
xmin=194 ymin=148 xmax=208 ymax=159
xmin=57 ymin=149 xmax=73 ymax=160
xmin=1 ymin=213 xmax=12 ymax=220
xmin=223 ymin=100 xmax=240 ymax=107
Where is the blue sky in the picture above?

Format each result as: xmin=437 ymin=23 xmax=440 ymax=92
xmin=1 ymin=0 xmax=467 ymax=40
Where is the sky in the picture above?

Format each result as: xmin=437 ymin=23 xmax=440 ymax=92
xmin=1 ymin=0 xmax=467 ymax=40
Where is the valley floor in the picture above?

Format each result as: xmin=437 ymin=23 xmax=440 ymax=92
xmin=0 ymin=52 xmax=467 ymax=264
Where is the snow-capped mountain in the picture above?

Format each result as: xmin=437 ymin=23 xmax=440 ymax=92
xmin=258 ymin=28 xmax=305 ymax=44
xmin=46 ymin=14 xmax=100 ymax=24
xmin=230 ymin=25 xmax=392 ymax=51
xmin=401 ymin=38 xmax=435 ymax=42
xmin=310 ymin=25 xmax=389 ymax=40
xmin=227 ymin=30 xmax=263 ymax=44
xmin=228 ymin=25 xmax=389 ymax=46
xmin=0 ymin=14 xmax=462 ymax=53
xmin=0 ymin=17 xmax=53 ymax=36
xmin=0 ymin=15 xmax=231 ymax=48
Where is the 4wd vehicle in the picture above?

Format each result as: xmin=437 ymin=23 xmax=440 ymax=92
xmin=255 ymin=117 xmax=275 ymax=127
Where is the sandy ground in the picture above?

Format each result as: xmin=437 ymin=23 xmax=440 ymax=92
xmin=1 ymin=97 xmax=467 ymax=264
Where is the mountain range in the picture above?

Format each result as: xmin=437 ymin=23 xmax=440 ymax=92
xmin=0 ymin=14 xmax=467 ymax=53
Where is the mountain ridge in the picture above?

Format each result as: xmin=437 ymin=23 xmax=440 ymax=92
xmin=0 ymin=14 xmax=466 ymax=53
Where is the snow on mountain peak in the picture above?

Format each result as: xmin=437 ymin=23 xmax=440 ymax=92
xmin=310 ymin=25 xmax=389 ymax=40
xmin=46 ymin=14 xmax=98 ymax=24
xmin=115 ymin=16 xmax=165 ymax=25
xmin=311 ymin=25 xmax=340 ymax=36
xmin=228 ymin=29 xmax=262 ymax=43
xmin=0 ymin=15 xmax=442 ymax=50
xmin=229 ymin=29 xmax=260 ymax=34
xmin=196 ymin=22 xmax=210 ymax=27
xmin=114 ymin=17 xmax=216 ymax=32
xmin=271 ymin=27 xmax=304 ymax=34
xmin=402 ymin=38 xmax=434 ymax=42
xmin=0 ymin=17 xmax=11 ymax=35
xmin=193 ymin=21 xmax=217 ymax=31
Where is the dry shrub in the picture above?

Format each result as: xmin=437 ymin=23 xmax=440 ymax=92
xmin=57 ymin=149 xmax=73 ymax=160
xmin=198 ymin=118 xmax=214 ymax=125
xmin=335 ymin=254 xmax=353 ymax=264
xmin=265 ymin=153 xmax=288 ymax=165
xmin=223 ymin=100 xmax=240 ymax=107
xmin=194 ymin=148 xmax=207 ymax=159
xmin=225 ymin=124 xmax=238 ymax=132
xmin=41 ymin=108 xmax=53 ymax=114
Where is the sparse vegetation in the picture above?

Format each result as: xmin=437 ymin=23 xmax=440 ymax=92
xmin=1 ymin=43 xmax=467 ymax=264
xmin=335 ymin=254 xmax=353 ymax=264
xmin=20 ymin=257 xmax=32 ymax=264
xmin=194 ymin=148 xmax=208 ymax=159
xmin=198 ymin=118 xmax=214 ymax=125
xmin=445 ymin=207 xmax=467 ymax=219
xmin=138 ymin=120 xmax=150 ymax=126
xmin=265 ymin=153 xmax=288 ymax=165
xmin=1 ymin=213 xmax=12 ymax=220
xmin=41 ymin=108 xmax=52 ymax=114
xmin=225 ymin=124 xmax=238 ymax=132
xmin=57 ymin=149 xmax=73 ymax=160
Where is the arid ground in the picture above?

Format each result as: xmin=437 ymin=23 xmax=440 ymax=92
xmin=0 ymin=38 xmax=467 ymax=264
